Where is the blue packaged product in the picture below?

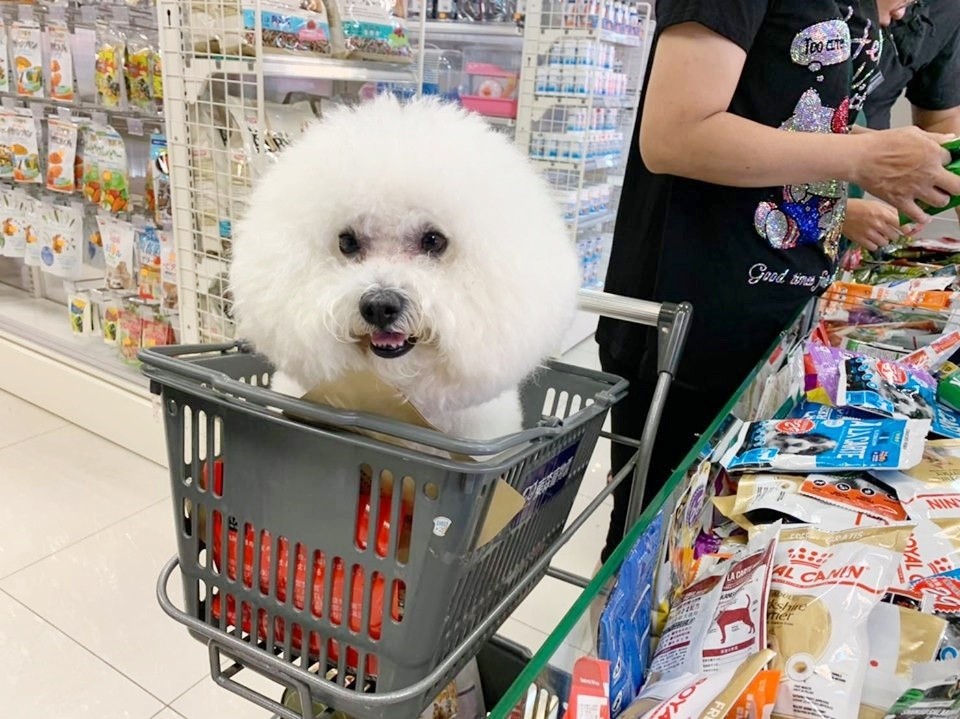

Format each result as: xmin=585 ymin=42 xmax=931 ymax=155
xmin=789 ymin=401 xmax=873 ymax=421
xmin=837 ymin=355 xmax=936 ymax=420
xmin=933 ymin=402 xmax=960 ymax=439
xmin=720 ymin=416 xmax=929 ymax=472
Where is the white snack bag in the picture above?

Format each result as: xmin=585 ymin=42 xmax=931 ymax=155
xmin=871 ymin=439 xmax=960 ymax=520
xmin=768 ymin=524 xmax=914 ymax=719
xmin=648 ymin=524 xmax=777 ymax=683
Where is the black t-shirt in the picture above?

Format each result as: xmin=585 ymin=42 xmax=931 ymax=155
xmin=598 ymin=0 xmax=881 ymax=391
xmin=864 ymin=0 xmax=960 ymax=129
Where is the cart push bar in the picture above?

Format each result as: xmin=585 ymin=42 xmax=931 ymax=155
xmin=149 ymin=289 xmax=691 ymax=719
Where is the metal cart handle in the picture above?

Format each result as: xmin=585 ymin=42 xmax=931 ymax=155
xmin=139 ymin=291 xmax=687 ymax=458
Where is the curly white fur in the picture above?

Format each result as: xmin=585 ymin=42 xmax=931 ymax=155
xmin=230 ymin=96 xmax=580 ymax=439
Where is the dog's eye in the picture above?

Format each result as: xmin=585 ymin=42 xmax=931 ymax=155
xmin=338 ymin=231 xmax=360 ymax=257
xmin=420 ymin=231 xmax=448 ymax=256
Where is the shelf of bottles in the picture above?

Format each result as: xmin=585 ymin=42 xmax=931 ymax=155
xmin=515 ymin=0 xmax=650 ymax=297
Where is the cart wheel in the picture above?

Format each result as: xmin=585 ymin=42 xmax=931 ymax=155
xmin=280 ymin=686 xmax=353 ymax=718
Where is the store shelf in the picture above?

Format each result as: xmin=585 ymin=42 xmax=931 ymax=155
xmin=569 ymin=211 xmax=615 ymax=231
xmin=0 ymin=282 xmax=165 ymax=465
xmin=537 ymin=26 xmax=643 ymax=47
xmin=530 ymin=155 xmax=621 ymax=172
xmin=0 ymin=284 xmax=146 ymax=390
xmin=532 ymin=93 xmax=634 ymax=110
xmin=181 ymin=54 xmax=418 ymax=101
xmin=412 ymin=20 xmax=523 ymax=47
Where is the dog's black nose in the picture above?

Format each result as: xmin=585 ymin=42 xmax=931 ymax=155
xmin=359 ymin=289 xmax=406 ymax=329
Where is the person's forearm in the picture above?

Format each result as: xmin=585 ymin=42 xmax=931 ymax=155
xmin=914 ymin=106 xmax=960 ymax=137
xmin=641 ymin=111 xmax=865 ymax=189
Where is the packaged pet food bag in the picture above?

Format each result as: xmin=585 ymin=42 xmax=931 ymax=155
xmin=646 ymin=525 xmax=777 ymax=687
xmin=767 ymin=524 xmax=914 ymax=719
xmin=719 ymin=416 xmax=929 ymax=473
xmin=883 ymin=657 xmax=960 ymax=718
xmin=859 ymin=603 xmax=947 ymax=718
xmin=619 ymin=650 xmax=777 ymax=719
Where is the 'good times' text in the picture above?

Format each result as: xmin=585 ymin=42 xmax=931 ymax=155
xmin=747 ymin=263 xmax=831 ymax=293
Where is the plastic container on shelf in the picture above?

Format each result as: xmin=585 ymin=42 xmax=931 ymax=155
xmin=460 ymin=47 xmax=520 ymax=119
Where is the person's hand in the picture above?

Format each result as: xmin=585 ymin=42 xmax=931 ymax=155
xmin=842 ymin=199 xmax=907 ymax=252
xmin=854 ymin=127 xmax=960 ymax=224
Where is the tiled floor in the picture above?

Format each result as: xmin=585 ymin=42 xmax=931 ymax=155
xmin=0 ymin=339 xmax=612 ymax=718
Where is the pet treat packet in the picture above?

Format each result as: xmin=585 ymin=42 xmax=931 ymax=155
xmin=149 ymin=133 xmax=170 ymax=225
xmin=0 ymin=188 xmax=26 ymax=258
xmin=621 ymin=650 xmax=777 ymax=719
xmin=339 ymin=0 xmax=412 ymax=62
xmin=0 ymin=19 xmax=10 ymax=94
xmin=883 ymin=657 xmax=960 ymax=718
xmin=646 ymin=524 xmax=777 ymax=685
xmin=95 ymin=23 xmax=126 ymax=109
xmin=124 ymin=31 xmax=154 ymax=111
xmin=160 ymin=229 xmax=177 ymax=311
xmin=39 ymin=204 xmax=83 ymax=279
xmin=871 ymin=439 xmax=960 ymax=518
xmin=46 ymin=118 xmax=78 ymax=194
xmin=715 ymin=473 xmax=888 ymax=530
xmin=11 ymin=21 xmax=43 ymax=98
xmin=599 ymin=513 xmax=664 ymax=716
xmin=98 ymin=128 xmax=129 ymax=215
xmin=98 ymin=215 xmax=136 ymax=290
xmin=719 ymin=417 xmax=930 ymax=473
xmin=836 ymin=354 xmax=937 ymax=420
xmin=901 ymin=330 xmax=960 ymax=372
xmin=767 ymin=524 xmax=914 ymax=719
xmin=797 ymin=473 xmax=907 ymax=521
xmin=137 ymin=225 xmax=162 ymax=300
xmin=8 ymin=109 xmax=41 ymax=184
xmin=242 ymin=0 xmax=336 ymax=57
xmin=47 ymin=21 xmax=75 ymax=102
xmin=860 ymin=603 xmax=947 ymax=718
xmin=887 ymin=516 xmax=960 ymax=610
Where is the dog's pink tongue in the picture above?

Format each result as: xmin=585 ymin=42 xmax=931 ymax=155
xmin=371 ymin=331 xmax=407 ymax=347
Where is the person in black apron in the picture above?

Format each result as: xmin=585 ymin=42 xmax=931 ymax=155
xmin=844 ymin=0 xmax=960 ymax=252
xmin=597 ymin=0 xmax=960 ymax=563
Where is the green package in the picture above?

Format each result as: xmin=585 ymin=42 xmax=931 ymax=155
xmin=900 ymin=137 xmax=960 ymax=225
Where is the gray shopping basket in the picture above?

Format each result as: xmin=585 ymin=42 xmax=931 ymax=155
xmin=142 ymin=290 xmax=691 ymax=719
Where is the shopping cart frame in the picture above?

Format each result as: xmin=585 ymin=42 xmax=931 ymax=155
xmin=148 ymin=288 xmax=692 ymax=719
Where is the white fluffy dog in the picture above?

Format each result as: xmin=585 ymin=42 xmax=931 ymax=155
xmin=230 ymin=97 xmax=580 ymax=440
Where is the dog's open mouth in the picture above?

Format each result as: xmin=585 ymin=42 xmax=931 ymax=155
xmin=369 ymin=331 xmax=417 ymax=359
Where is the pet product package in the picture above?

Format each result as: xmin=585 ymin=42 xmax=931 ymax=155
xmin=160 ymin=229 xmax=177 ymax=311
xmin=0 ymin=19 xmax=9 ymax=94
xmin=883 ymin=657 xmax=960 ymax=718
xmin=0 ymin=188 xmax=26 ymax=258
xmin=719 ymin=417 xmax=930 ymax=473
xmin=186 ymin=1 xmax=245 ymax=54
xmin=99 ymin=215 xmax=136 ymax=290
xmin=46 ymin=22 xmax=75 ymax=102
xmin=11 ymin=21 xmax=43 ymax=98
xmin=797 ymin=473 xmax=907 ymax=521
xmin=767 ymin=524 xmax=914 ymax=719
xmin=68 ymin=293 xmax=91 ymax=336
xmin=80 ymin=124 xmax=104 ymax=205
xmin=137 ymin=225 xmax=162 ymax=300
xmin=8 ymin=109 xmax=41 ymax=184
xmin=621 ymin=650 xmax=777 ymax=719
xmin=836 ymin=354 xmax=937 ymax=420
xmin=646 ymin=525 xmax=777 ymax=685
xmin=46 ymin=118 xmax=78 ymax=193
xmin=242 ymin=0 xmax=337 ymax=57
xmin=888 ymin=515 xmax=960 ymax=610
xmin=97 ymin=128 xmax=129 ymax=214
xmin=871 ymin=439 xmax=960 ymax=518
xmin=714 ymin=473 xmax=888 ymax=530
xmin=859 ymin=603 xmax=947 ymax=718
xmin=22 ymin=200 xmax=46 ymax=267
xmin=339 ymin=0 xmax=412 ymax=62
xmin=149 ymin=133 xmax=170 ymax=225
xmin=39 ymin=204 xmax=83 ymax=279
xmin=124 ymin=32 xmax=154 ymax=111
xmin=598 ymin=513 xmax=664 ymax=716
xmin=95 ymin=23 xmax=126 ymax=108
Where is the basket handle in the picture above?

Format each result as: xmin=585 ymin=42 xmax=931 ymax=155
xmin=140 ymin=344 xmax=625 ymax=457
